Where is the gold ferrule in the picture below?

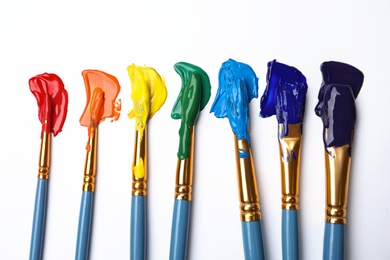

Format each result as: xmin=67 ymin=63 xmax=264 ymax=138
xmin=37 ymin=132 xmax=51 ymax=179
xmin=324 ymin=144 xmax=351 ymax=224
xmin=132 ymin=127 xmax=148 ymax=196
xmin=278 ymin=123 xmax=302 ymax=210
xmin=174 ymin=126 xmax=194 ymax=201
xmin=234 ymin=135 xmax=261 ymax=222
xmin=82 ymin=128 xmax=98 ymax=192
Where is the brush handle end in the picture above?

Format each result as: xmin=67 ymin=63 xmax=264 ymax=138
xmin=323 ymin=223 xmax=345 ymax=260
xmin=130 ymin=196 xmax=146 ymax=260
xmin=30 ymin=179 xmax=49 ymax=260
xmin=75 ymin=191 xmax=94 ymax=260
xmin=241 ymin=220 xmax=265 ymax=260
xmin=282 ymin=209 xmax=299 ymax=260
xmin=169 ymin=200 xmax=191 ymax=260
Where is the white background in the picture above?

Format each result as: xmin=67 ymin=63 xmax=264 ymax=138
xmin=0 ymin=1 xmax=389 ymax=259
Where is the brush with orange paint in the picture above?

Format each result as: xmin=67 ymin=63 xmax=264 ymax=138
xmin=75 ymin=70 xmax=121 ymax=260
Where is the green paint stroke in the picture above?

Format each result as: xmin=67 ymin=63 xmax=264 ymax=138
xmin=172 ymin=62 xmax=212 ymax=160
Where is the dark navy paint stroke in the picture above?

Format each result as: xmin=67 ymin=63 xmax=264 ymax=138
xmin=318 ymin=85 xmax=356 ymax=153
xmin=210 ymin=59 xmax=258 ymax=158
xmin=259 ymin=60 xmax=308 ymax=136
xmin=318 ymin=61 xmax=364 ymax=100
xmin=315 ymin=61 xmax=364 ymax=156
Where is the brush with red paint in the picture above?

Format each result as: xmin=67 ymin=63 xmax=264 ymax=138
xmin=29 ymin=73 xmax=68 ymax=260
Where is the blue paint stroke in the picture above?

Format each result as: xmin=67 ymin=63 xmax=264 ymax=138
xmin=315 ymin=61 xmax=364 ymax=156
xmin=259 ymin=60 xmax=308 ymax=137
xmin=210 ymin=59 xmax=258 ymax=158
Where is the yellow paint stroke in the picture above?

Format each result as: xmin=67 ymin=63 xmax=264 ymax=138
xmin=127 ymin=64 xmax=167 ymax=133
xmin=142 ymin=67 xmax=168 ymax=119
xmin=127 ymin=64 xmax=167 ymax=178
xmin=128 ymin=65 xmax=150 ymax=135
xmin=133 ymin=158 xmax=145 ymax=179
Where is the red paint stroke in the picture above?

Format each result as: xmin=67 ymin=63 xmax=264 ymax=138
xmin=29 ymin=73 xmax=68 ymax=137
xmin=79 ymin=70 xmax=121 ymax=137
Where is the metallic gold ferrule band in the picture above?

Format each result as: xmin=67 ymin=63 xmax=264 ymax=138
xmin=234 ymin=135 xmax=261 ymax=222
xmin=38 ymin=132 xmax=51 ymax=179
xmin=174 ymin=126 xmax=194 ymax=201
xmin=324 ymin=145 xmax=351 ymax=224
xmin=82 ymin=128 xmax=98 ymax=192
xmin=132 ymin=127 xmax=147 ymax=196
xmin=278 ymin=123 xmax=302 ymax=210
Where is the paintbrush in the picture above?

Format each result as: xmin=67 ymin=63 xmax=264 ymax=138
xmin=259 ymin=60 xmax=308 ymax=260
xmin=127 ymin=64 xmax=167 ymax=260
xmin=210 ymin=59 xmax=264 ymax=260
xmin=315 ymin=61 xmax=364 ymax=260
xmin=169 ymin=62 xmax=211 ymax=260
xmin=29 ymin=73 xmax=68 ymax=260
xmin=76 ymin=70 xmax=121 ymax=260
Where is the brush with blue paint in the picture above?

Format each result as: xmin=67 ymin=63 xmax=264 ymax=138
xmin=259 ymin=60 xmax=307 ymax=260
xmin=211 ymin=59 xmax=265 ymax=260
xmin=315 ymin=61 xmax=364 ymax=260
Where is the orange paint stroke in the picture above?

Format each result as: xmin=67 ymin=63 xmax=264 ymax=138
xmin=80 ymin=70 xmax=121 ymax=137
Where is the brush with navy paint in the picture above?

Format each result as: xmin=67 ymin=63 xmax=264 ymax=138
xmin=315 ymin=61 xmax=364 ymax=260
xmin=211 ymin=59 xmax=265 ymax=260
xmin=259 ymin=60 xmax=308 ymax=260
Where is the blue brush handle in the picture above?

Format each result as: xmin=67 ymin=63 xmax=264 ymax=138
xmin=130 ymin=196 xmax=146 ymax=260
xmin=241 ymin=220 xmax=265 ymax=260
xmin=169 ymin=200 xmax=191 ymax=260
xmin=323 ymin=223 xmax=345 ymax=260
xmin=75 ymin=191 xmax=94 ymax=260
xmin=282 ymin=209 xmax=299 ymax=260
xmin=30 ymin=179 xmax=48 ymax=260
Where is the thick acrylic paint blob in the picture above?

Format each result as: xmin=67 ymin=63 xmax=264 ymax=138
xmin=127 ymin=64 xmax=167 ymax=134
xmin=80 ymin=70 xmax=121 ymax=136
xmin=172 ymin=62 xmax=211 ymax=160
xmin=29 ymin=73 xmax=68 ymax=137
xmin=127 ymin=64 xmax=167 ymax=178
xmin=259 ymin=60 xmax=307 ymax=136
xmin=133 ymin=158 xmax=145 ymax=179
xmin=315 ymin=61 xmax=364 ymax=155
xmin=317 ymin=61 xmax=364 ymax=100
xmin=210 ymin=59 xmax=258 ymax=158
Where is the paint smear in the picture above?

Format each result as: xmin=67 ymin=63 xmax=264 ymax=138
xmin=127 ymin=64 xmax=167 ymax=134
xmin=259 ymin=60 xmax=308 ymax=137
xmin=80 ymin=70 xmax=121 ymax=137
xmin=315 ymin=61 xmax=364 ymax=156
xmin=127 ymin=64 xmax=167 ymax=178
xmin=172 ymin=62 xmax=211 ymax=160
xmin=133 ymin=158 xmax=145 ymax=179
xmin=29 ymin=73 xmax=68 ymax=137
xmin=210 ymin=59 xmax=258 ymax=158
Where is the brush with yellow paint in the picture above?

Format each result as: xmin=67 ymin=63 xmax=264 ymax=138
xmin=127 ymin=64 xmax=167 ymax=260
